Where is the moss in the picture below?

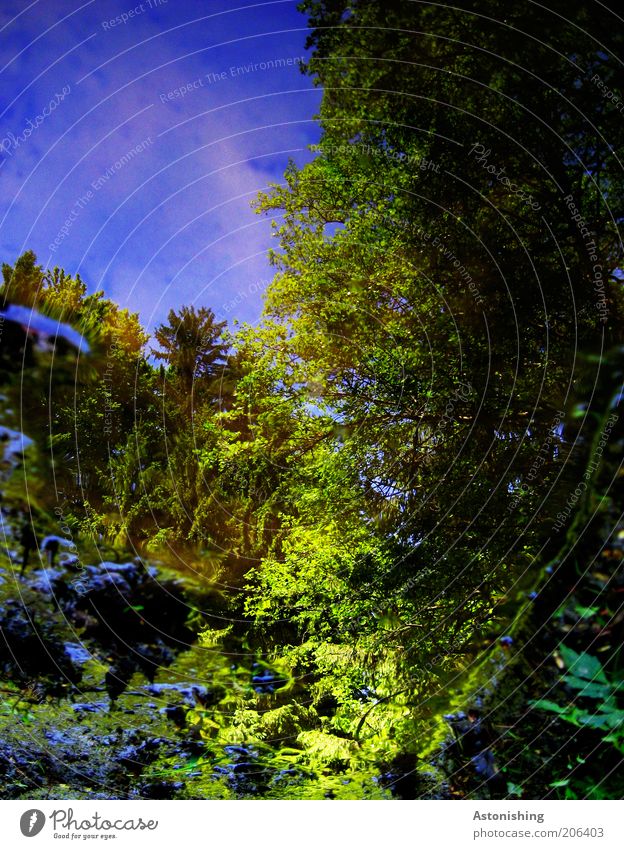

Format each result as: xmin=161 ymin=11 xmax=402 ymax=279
xmin=297 ymin=730 xmax=357 ymax=769
xmin=261 ymin=703 xmax=317 ymax=744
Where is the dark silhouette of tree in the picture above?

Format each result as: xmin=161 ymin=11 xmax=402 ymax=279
xmin=152 ymin=306 xmax=228 ymax=411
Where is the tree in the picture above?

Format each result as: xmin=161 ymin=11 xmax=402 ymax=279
xmin=152 ymin=306 xmax=228 ymax=413
xmin=247 ymin=0 xmax=624 ymax=671
xmin=1 ymin=250 xmax=45 ymax=306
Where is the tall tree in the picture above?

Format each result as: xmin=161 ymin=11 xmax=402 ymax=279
xmin=248 ymin=0 xmax=624 ymax=665
xmin=1 ymin=250 xmax=45 ymax=306
xmin=152 ymin=306 xmax=228 ymax=412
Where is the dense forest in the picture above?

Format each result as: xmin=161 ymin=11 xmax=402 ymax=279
xmin=1 ymin=0 xmax=624 ymax=800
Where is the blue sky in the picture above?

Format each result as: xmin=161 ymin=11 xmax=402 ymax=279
xmin=0 ymin=0 xmax=321 ymax=332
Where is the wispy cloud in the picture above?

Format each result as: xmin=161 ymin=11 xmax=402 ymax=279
xmin=0 ymin=0 xmax=321 ymax=332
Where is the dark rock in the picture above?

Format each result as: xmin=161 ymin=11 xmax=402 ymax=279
xmin=163 ymin=704 xmax=187 ymax=727
xmin=0 ymin=600 xmax=81 ymax=688
xmin=134 ymin=641 xmax=175 ymax=683
xmin=116 ymin=738 xmax=166 ymax=773
xmin=105 ymin=657 xmax=137 ymax=705
xmin=443 ymin=710 xmax=505 ymax=797
xmin=139 ymin=780 xmax=183 ymax=799
xmin=0 ymin=739 xmax=49 ymax=796
xmin=223 ymin=745 xmax=252 ymax=758
xmin=63 ymin=642 xmax=92 ymax=666
xmin=72 ymin=702 xmax=106 ymax=713
xmin=316 ymin=694 xmax=338 ymax=716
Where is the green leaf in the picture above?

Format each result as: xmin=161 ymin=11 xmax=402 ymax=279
xmin=601 ymin=708 xmax=624 ymax=729
xmin=506 ymin=781 xmax=523 ymax=797
xmin=573 ymin=604 xmax=599 ymax=619
xmin=577 ymin=712 xmax=611 ymax=730
xmin=604 ymin=734 xmax=624 ymax=753
xmin=563 ymin=675 xmax=611 ymax=699
xmin=559 ymin=646 xmax=607 ymax=682
xmin=529 ymin=698 xmax=569 ymax=714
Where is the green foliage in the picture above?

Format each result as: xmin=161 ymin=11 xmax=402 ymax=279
xmin=2 ymin=0 xmax=624 ymax=801
xmin=152 ymin=305 xmax=228 ymax=411
xmin=531 ymin=647 xmax=624 ymax=755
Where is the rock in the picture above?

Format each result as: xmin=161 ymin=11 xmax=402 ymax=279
xmin=99 ymin=562 xmax=143 ymax=587
xmin=163 ymin=704 xmax=187 ymax=727
xmin=105 ymin=657 xmax=137 ymax=705
xmin=0 ymin=600 xmax=81 ymax=687
xmin=0 ymin=426 xmax=34 ymax=464
xmin=41 ymin=535 xmax=76 ymax=550
xmin=82 ymin=568 xmax=133 ymax=598
xmin=63 ymin=642 xmax=92 ymax=666
xmin=443 ymin=710 xmax=505 ymax=797
xmin=29 ymin=568 xmax=71 ymax=599
xmin=58 ymin=553 xmax=80 ymax=569
xmin=218 ymin=744 xmax=271 ymax=795
xmin=72 ymin=702 xmax=106 ymax=714
xmin=116 ymin=738 xmax=166 ymax=773
xmin=315 ymin=693 xmax=338 ymax=716
xmin=70 ymin=562 xmax=196 ymax=647
xmin=139 ymin=780 xmax=183 ymax=799
xmin=0 ymin=739 xmax=49 ymax=796
xmin=146 ymin=682 xmax=210 ymax=705
xmin=134 ymin=641 xmax=175 ymax=683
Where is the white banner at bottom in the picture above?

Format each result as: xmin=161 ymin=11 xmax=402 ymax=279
xmin=0 ymin=799 xmax=621 ymax=849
